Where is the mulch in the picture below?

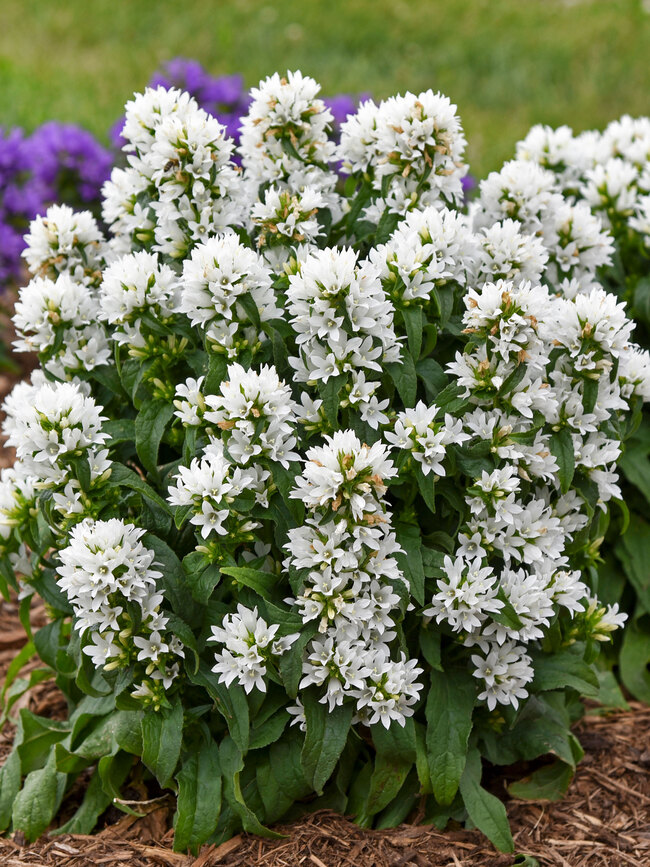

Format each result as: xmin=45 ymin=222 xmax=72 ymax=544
xmin=0 ymin=319 xmax=649 ymax=866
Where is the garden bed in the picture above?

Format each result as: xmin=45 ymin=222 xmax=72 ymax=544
xmin=0 ymin=636 xmax=648 ymax=867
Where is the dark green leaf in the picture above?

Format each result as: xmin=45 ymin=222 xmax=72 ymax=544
xmin=386 ymin=355 xmax=417 ymax=407
xmin=362 ymin=719 xmax=416 ymax=818
xmin=301 ymin=693 xmax=353 ymax=794
xmin=615 ymin=516 xmax=650 ymax=613
xmin=219 ymin=737 xmax=281 ymax=837
xmin=507 ymin=760 xmax=574 ymax=802
xmin=12 ymin=752 xmax=67 ymax=842
xmin=549 ymin=428 xmax=575 ymax=494
xmin=220 ymin=565 xmax=278 ymax=600
xmin=395 ymin=523 xmax=425 ymax=605
xmin=531 ymin=645 xmax=599 ymax=697
xmin=174 ymin=739 xmax=222 ymax=853
xmin=459 ymin=748 xmax=514 ymax=853
xmin=401 ymin=306 xmax=423 ymax=360
xmin=425 ymin=666 xmax=475 ymax=805
xmin=620 ymin=618 xmax=650 ymax=703
xmin=141 ymin=697 xmax=184 ymax=788
xmin=135 ymin=400 xmax=175 ymax=474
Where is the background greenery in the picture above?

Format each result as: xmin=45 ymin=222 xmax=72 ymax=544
xmin=1 ymin=0 xmax=650 ymax=177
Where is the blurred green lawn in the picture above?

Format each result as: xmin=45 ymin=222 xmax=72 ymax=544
xmin=1 ymin=0 xmax=650 ymax=177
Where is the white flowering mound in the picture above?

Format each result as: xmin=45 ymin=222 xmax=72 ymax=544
xmin=2 ymin=74 xmax=649 ymax=853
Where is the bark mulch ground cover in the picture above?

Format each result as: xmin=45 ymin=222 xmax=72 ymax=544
xmin=0 ymin=337 xmax=649 ymax=867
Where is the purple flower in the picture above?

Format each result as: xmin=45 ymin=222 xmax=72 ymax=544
xmin=29 ymin=122 xmax=113 ymax=206
xmin=0 ymin=123 xmax=112 ymax=291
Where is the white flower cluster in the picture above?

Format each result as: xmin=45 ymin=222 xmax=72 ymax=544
xmin=209 ymin=603 xmax=299 ymax=694
xmin=22 ymin=204 xmax=107 ymax=287
xmin=250 ymin=186 xmax=325 ymax=268
xmin=98 ymin=250 xmax=180 ymax=351
xmin=2 ymin=379 xmax=111 ymax=493
xmin=13 ymin=274 xmax=111 ymax=379
xmin=103 ymin=87 xmax=244 ymax=259
xmin=339 ymin=90 xmax=468 ymax=221
xmin=169 ymin=363 xmax=298 ymax=556
xmin=473 ymin=160 xmax=615 ymax=297
xmin=386 ymin=402 xmax=469 ymax=477
xmin=287 ymin=247 xmax=400 ymax=428
xmin=167 ymin=439 xmax=267 ymax=542
xmin=427 ymin=269 xmax=647 ymax=705
xmin=56 ymin=519 xmax=184 ymax=708
xmin=370 ymin=207 xmax=477 ymax=308
xmin=515 ymin=117 xmax=650 ymax=256
xmin=239 ymin=71 xmax=338 ymax=200
xmin=177 ymin=234 xmax=278 ymax=355
xmin=285 ymin=431 xmax=423 ymax=727
xmin=204 ymin=363 xmax=299 ymax=467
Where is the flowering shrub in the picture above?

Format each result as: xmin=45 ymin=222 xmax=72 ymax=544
xmin=1 ymin=72 xmax=648 ymax=853
xmin=509 ymin=120 xmax=650 ymax=703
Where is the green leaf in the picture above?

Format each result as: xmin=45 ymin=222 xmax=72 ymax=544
xmin=135 ymin=400 xmax=175 ymax=474
xmin=109 ymin=463 xmax=173 ymax=516
xmin=249 ymin=710 xmax=289 ymax=750
xmin=401 ymin=306 xmax=424 ymax=360
xmin=425 ymin=666 xmax=475 ymax=805
xmin=507 ymin=759 xmax=574 ymax=802
xmin=491 ymin=588 xmax=525 ymax=631
xmin=419 ymin=627 xmax=442 ymax=671
xmin=531 ymin=645 xmax=599 ymax=697
xmin=619 ymin=618 xmax=650 ymax=703
xmin=549 ymin=428 xmax=575 ymax=494
xmin=633 ymin=275 xmax=650 ymax=325
xmin=0 ymin=749 xmax=21 ymax=831
xmin=301 ymin=693 xmax=353 ymax=794
xmin=205 ymin=353 xmax=227 ymax=393
xmin=459 ymin=748 xmax=514 ymax=853
xmin=103 ymin=418 xmax=136 ymax=448
xmin=220 ymin=565 xmax=278 ymax=600
xmin=17 ymin=710 xmax=70 ymax=775
xmin=394 ymin=523 xmax=425 ymax=605
xmin=375 ymin=208 xmax=399 ymax=244
xmin=386 ymin=355 xmax=417 ymax=408
xmin=362 ymin=719 xmax=416 ymax=819
xmin=12 ymin=752 xmax=67 ymax=842
xmin=615 ymin=516 xmax=650 ymax=614
xmin=144 ymin=535 xmax=195 ymax=617
xmin=174 ymin=739 xmax=222 ymax=853
xmin=414 ymin=464 xmax=436 ymax=514
xmin=318 ymin=374 xmax=346 ymax=427
xmin=141 ymin=697 xmax=184 ymax=788
xmin=237 ymin=290 xmax=261 ymax=329
xmin=190 ymin=665 xmax=250 ymax=752
xmin=219 ymin=737 xmax=281 ymax=837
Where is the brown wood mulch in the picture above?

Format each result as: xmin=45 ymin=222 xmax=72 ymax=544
xmin=1 ymin=321 xmax=649 ymax=866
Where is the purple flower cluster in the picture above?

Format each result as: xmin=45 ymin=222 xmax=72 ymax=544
xmin=0 ymin=123 xmax=112 ymax=287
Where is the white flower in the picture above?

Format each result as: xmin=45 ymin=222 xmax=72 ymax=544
xmin=240 ymin=70 xmax=337 ymax=196
xmin=99 ymin=251 xmax=180 ymax=348
xmin=204 ymin=363 xmax=299 ymax=468
xmin=339 ymin=90 xmax=468 ymax=216
xmin=23 ymin=205 xmax=106 ymax=286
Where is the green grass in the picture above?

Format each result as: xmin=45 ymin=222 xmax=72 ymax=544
xmin=1 ymin=0 xmax=650 ymax=177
